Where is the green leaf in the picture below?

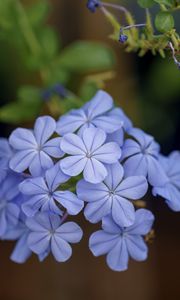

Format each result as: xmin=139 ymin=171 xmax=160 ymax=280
xmin=58 ymin=41 xmax=115 ymax=73
xmin=154 ymin=0 xmax=175 ymax=7
xmin=27 ymin=0 xmax=51 ymax=27
xmin=137 ymin=0 xmax=155 ymax=8
xmin=38 ymin=27 xmax=59 ymax=59
xmin=0 ymin=86 xmax=42 ymax=124
xmin=155 ymin=11 xmax=174 ymax=32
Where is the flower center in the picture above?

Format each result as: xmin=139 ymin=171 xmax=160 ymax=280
xmin=108 ymin=190 xmax=116 ymax=196
xmin=86 ymin=152 xmax=92 ymax=158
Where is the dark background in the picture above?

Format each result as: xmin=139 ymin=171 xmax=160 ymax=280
xmin=0 ymin=1 xmax=180 ymax=299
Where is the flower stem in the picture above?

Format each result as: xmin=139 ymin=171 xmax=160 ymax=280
xmin=15 ymin=0 xmax=41 ymax=56
xmin=101 ymin=2 xmax=129 ymax=14
xmin=61 ymin=211 xmax=69 ymax=224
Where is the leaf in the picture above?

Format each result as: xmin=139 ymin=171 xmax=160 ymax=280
xmin=27 ymin=0 xmax=51 ymax=27
xmin=57 ymin=41 xmax=115 ymax=73
xmin=0 ymin=86 xmax=42 ymax=124
xmin=137 ymin=0 xmax=155 ymax=8
xmin=154 ymin=0 xmax=175 ymax=7
xmin=155 ymin=11 xmax=174 ymax=32
xmin=38 ymin=27 xmax=59 ymax=59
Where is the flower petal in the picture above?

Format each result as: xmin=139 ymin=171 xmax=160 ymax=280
xmin=123 ymin=154 xmax=147 ymax=177
xmin=126 ymin=209 xmax=154 ymax=235
xmin=29 ymin=151 xmax=54 ymax=177
xmin=92 ymin=115 xmax=123 ymax=133
xmin=61 ymin=133 xmax=86 ymax=154
xmin=93 ymin=142 xmax=121 ymax=163
xmin=104 ymin=163 xmax=124 ymax=190
xmin=82 ymin=127 xmax=106 ymax=152
xmin=20 ymin=177 xmax=48 ymax=195
xmin=9 ymin=150 xmax=36 ymax=173
xmin=76 ymin=179 xmax=108 ymax=202
xmin=106 ymin=129 xmax=124 ymax=147
xmin=106 ymin=238 xmax=129 ymax=271
xmin=116 ymin=176 xmax=148 ymax=200
xmin=153 ymin=184 xmax=180 ymax=212
xmin=56 ymin=222 xmax=83 ymax=243
xmin=51 ymin=235 xmax=72 ymax=262
xmin=121 ymin=139 xmax=141 ymax=160
xmin=83 ymin=158 xmax=107 ymax=183
xmin=108 ymin=108 xmax=133 ymax=131
xmin=87 ymin=90 xmax=113 ymax=119
xmin=89 ymin=230 xmax=119 ymax=256
xmin=34 ymin=116 xmax=56 ymax=145
xmin=10 ymin=233 xmax=32 ymax=264
xmin=43 ymin=137 xmax=64 ymax=158
xmin=84 ymin=196 xmax=111 ymax=223
xmin=147 ymin=156 xmax=168 ymax=187
xmin=126 ymin=235 xmax=148 ymax=261
xmin=56 ymin=109 xmax=86 ymax=135
xmin=112 ymin=195 xmax=135 ymax=227
xmin=54 ymin=191 xmax=84 ymax=215
xmin=28 ymin=232 xmax=50 ymax=254
xmin=9 ymin=128 xmax=37 ymax=150
xmin=45 ymin=163 xmax=69 ymax=191
xmin=60 ymin=155 xmax=86 ymax=176
xmin=102 ymin=215 xmax=120 ymax=234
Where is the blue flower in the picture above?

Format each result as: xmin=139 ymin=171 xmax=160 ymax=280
xmin=122 ymin=128 xmax=167 ymax=186
xmin=60 ymin=127 xmax=121 ymax=184
xmin=42 ymin=84 xmax=67 ymax=102
xmin=0 ymin=173 xmax=22 ymax=237
xmin=0 ymin=138 xmax=14 ymax=183
xmin=56 ymin=90 xmax=124 ymax=136
xmin=26 ymin=212 xmax=83 ymax=262
xmin=9 ymin=116 xmax=64 ymax=177
xmin=153 ymin=151 xmax=180 ymax=211
xmin=89 ymin=209 xmax=154 ymax=271
xmin=119 ymin=34 xmax=128 ymax=43
xmin=19 ymin=163 xmax=84 ymax=217
xmin=77 ymin=163 xmax=148 ymax=227
xmin=87 ymin=0 xmax=101 ymax=13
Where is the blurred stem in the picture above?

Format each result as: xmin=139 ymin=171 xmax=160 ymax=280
xmin=60 ymin=211 xmax=69 ymax=224
xmin=15 ymin=0 xmax=49 ymax=82
xmin=15 ymin=0 xmax=41 ymax=56
xmin=100 ymin=6 xmax=120 ymax=32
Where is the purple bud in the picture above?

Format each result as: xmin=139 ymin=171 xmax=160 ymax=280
xmin=119 ymin=34 xmax=128 ymax=43
xmin=87 ymin=0 xmax=101 ymax=13
xmin=53 ymin=84 xmax=68 ymax=98
xmin=41 ymin=89 xmax=53 ymax=102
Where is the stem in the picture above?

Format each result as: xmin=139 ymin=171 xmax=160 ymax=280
xmin=122 ymin=23 xmax=146 ymax=31
xmin=101 ymin=2 xmax=129 ymax=14
xmin=100 ymin=6 xmax=120 ymax=32
xmin=15 ymin=0 xmax=41 ymax=56
xmin=15 ymin=0 xmax=50 ymax=82
xmin=60 ymin=211 xmax=69 ymax=224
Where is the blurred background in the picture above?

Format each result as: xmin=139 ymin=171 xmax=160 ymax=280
xmin=0 ymin=0 xmax=180 ymax=299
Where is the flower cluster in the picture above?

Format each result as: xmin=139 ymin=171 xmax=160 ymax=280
xmin=0 ymin=90 xmax=179 ymax=271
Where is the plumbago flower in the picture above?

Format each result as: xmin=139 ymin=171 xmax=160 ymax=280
xmin=60 ymin=127 xmax=121 ymax=183
xmin=122 ymin=128 xmax=167 ymax=186
xmin=87 ymin=0 xmax=101 ymax=13
xmin=0 ymin=172 xmax=22 ymax=237
xmin=89 ymin=209 xmax=154 ymax=271
xmin=2 ymin=212 xmax=32 ymax=264
xmin=77 ymin=163 xmax=148 ymax=227
xmin=56 ymin=90 xmax=129 ymax=136
xmin=20 ymin=163 xmax=84 ymax=217
xmin=9 ymin=116 xmax=64 ymax=177
xmin=0 ymin=89 xmax=180 ymax=271
xmin=0 ymin=138 xmax=14 ymax=183
xmin=26 ymin=212 xmax=83 ymax=262
xmin=153 ymin=151 xmax=180 ymax=211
